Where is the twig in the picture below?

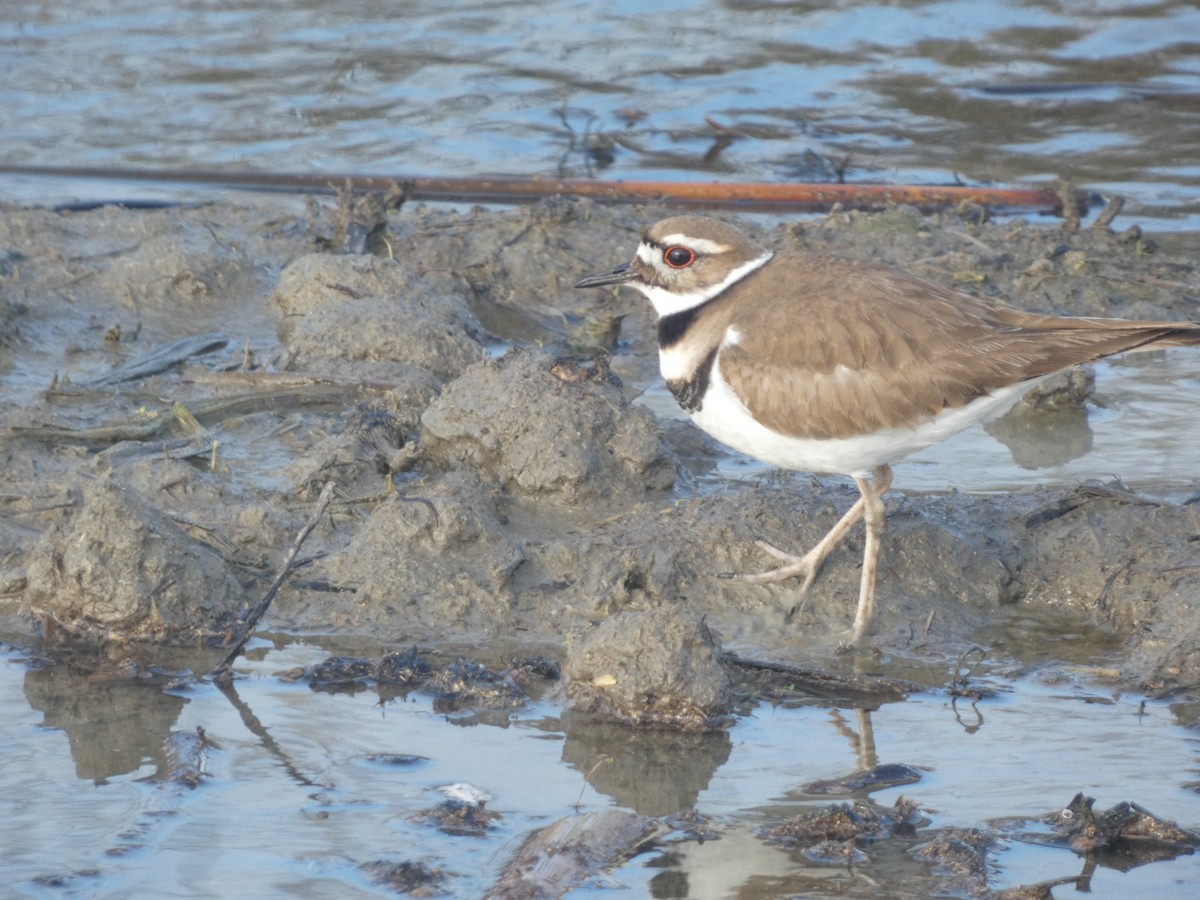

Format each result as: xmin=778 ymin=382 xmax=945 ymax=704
xmin=1060 ymin=177 xmax=1082 ymax=232
xmin=85 ymin=332 xmax=229 ymax=387
xmin=574 ymin=756 xmax=612 ymax=811
xmin=720 ymin=651 xmax=925 ymax=701
xmin=948 ymin=646 xmax=987 ymax=696
xmin=5 ymin=382 xmax=369 ymax=446
xmin=210 ymin=481 xmax=336 ymax=684
xmin=1091 ymin=195 xmax=1125 ymax=230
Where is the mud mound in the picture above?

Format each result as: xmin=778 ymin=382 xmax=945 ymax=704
xmin=273 ymin=252 xmax=484 ymax=381
xmin=24 ymin=476 xmax=245 ymax=643
xmin=323 ymin=471 xmax=524 ymax=635
xmin=420 ymin=347 xmax=675 ymax=505
xmin=563 ymin=606 xmax=733 ymax=730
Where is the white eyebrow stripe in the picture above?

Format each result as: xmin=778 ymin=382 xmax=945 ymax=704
xmin=657 ymin=234 xmax=730 ymax=255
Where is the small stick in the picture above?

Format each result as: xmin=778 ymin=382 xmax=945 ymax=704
xmin=85 ymin=332 xmax=229 ymax=387
xmin=1059 ymin=177 xmax=1082 ymax=232
xmin=210 ymin=481 xmax=335 ymax=684
xmin=574 ymin=756 xmax=612 ymax=811
xmin=1091 ymin=195 xmax=1125 ymax=230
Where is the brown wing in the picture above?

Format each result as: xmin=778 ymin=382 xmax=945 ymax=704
xmin=717 ymin=254 xmax=1200 ymax=441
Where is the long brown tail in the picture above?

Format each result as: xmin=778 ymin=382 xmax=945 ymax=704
xmin=985 ymin=309 xmax=1200 ymax=379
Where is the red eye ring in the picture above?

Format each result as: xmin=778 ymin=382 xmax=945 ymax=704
xmin=663 ymin=245 xmax=696 ymax=268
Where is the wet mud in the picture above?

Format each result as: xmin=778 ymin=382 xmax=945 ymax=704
xmin=2 ymin=195 xmax=1199 ymax=699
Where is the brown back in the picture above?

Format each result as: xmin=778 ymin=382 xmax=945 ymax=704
xmin=710 ymin=251 xmax=1200 ymax=440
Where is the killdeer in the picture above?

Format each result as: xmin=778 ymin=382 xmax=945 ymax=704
xmin=576 ymin=214 xmax=1200 ymax=646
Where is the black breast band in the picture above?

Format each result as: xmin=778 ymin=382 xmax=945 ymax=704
xmin=667 ymin=347 xmax=719 ymax=413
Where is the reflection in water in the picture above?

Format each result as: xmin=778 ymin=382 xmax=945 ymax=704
xmin=984 ymin=368 xmax=1097 ymax=470
xmin=831 ymin=707 xmax=878 ymax=772
xmin=214 ymin=679 xmax=325 ymax=788
xmin=22 ymin=660 xmax=188 ymax=783
xmin=560 ymin=712 xmax=732 ymax=817
xmin=985 ymin=404 xmax=1093 ymax=470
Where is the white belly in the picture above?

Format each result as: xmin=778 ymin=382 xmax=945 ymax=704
xmin=680 ymin=357 xmax=1049 ymax=478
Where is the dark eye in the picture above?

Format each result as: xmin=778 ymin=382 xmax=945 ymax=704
xmin=663 ymin=245 xmax=696 ymax=268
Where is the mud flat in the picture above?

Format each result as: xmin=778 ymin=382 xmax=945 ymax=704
xmin=1 ymin=195 xmax=1199 ymax=697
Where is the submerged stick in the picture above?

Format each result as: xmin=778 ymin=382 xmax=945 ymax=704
xmin=85 ymin=332 xmax=229 ymax=387
xmin=720 ymin=651 xmax=924 ymax=702
xmin=210 ymin=481 xmax=335 ymax=684
xmin=0 ymin=163 xmax=1088 ymax=216
xmin=5 ymin=382 xmax=366 ymax=445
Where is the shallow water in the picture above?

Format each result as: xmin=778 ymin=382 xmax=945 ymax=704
xmin=3 ymin=635 xmax=1198 ymax=898
xmin=1 ymin=0 xmax=1199 ymax=238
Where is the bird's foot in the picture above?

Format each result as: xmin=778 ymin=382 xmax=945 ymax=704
xmin=832 ymin=612 xmax=877 ymax=653
xmin=726 ymin=539 xmax=821 ymax=593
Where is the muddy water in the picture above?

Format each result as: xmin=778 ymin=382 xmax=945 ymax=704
xmin=2 ymin=1 xmax=1200 ymax=235
xmin=4 ymin=636 xmax=1198 ymax=898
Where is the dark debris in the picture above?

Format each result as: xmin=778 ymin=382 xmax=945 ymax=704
xmin=360 ymin=859 xmax=448 ymax=896
xmin=760 ymin=800 xmax=894 ymax=848
xmin=280 ymin=648 xmax=530 ymax=703
xmin=801 ymin=762 xmax=923 ymax=796
xmin=410 ymin=799 xmax=502 ymax=838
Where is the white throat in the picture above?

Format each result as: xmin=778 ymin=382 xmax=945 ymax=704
xmin=634 ymin=248 xmax=775 ymax=318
